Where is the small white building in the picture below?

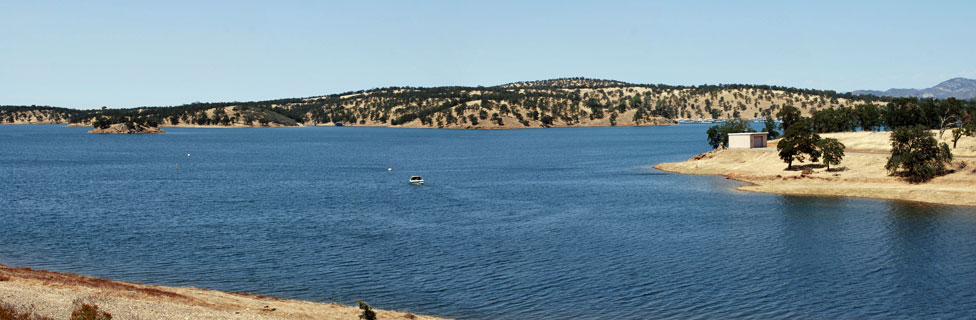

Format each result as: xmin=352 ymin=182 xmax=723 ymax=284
xmin=728 ymin=132 xmax=768 ymax=149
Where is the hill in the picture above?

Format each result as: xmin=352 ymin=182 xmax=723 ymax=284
xmin=2 ymin=78 xmax=883 ymax=129
xmin=852 ymin=77 xmax=976 ymax=100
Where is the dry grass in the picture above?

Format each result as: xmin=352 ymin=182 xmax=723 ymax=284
xmin=655 ymin=143 xmax=976 ymax=207
xmin=0 ymin=264 xmax=449 ymax=320
xmin=0 ymin=267 xmax=187 ymax=301
xmin=821 ymin=130 xmax=976 ymax=157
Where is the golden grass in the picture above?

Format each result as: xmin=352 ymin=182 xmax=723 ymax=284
xmin=655 ymin=130 xmax=976 ymax=207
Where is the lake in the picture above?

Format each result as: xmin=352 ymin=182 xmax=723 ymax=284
xmin=2 ymin=124 xmax=975 ymax=319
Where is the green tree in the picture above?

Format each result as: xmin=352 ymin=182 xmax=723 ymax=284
xmin=491 ymin=112 xmax=503 ymax=125
xmin=818 ymin=138 xmax=845 ymax=170
xmin=884 ymin=98 xmax=926 ymax=129
xmin=885 ymin=125 xmax=953 ymax=183
xmin=762 ymin=116 xmax=779 ymax=139
xmin=540 ymin=115 xmax=554 ymax=127
xmin=855 ymin=103 xmax=883 ymax=131
xmin=705 ymin=119 xmax=754 ymax=149
xmin=776 ymin=105 xmax=801 ymax=133
xmin=777 ymin=118 xmax=821 ymax=169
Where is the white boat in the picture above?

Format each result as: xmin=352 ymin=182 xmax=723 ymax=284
xmin=409 ymin=176 xmax=424 ymax=185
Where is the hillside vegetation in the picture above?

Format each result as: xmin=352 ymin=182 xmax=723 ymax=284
xmin=1 ymin=78 xmax=884 ymax=129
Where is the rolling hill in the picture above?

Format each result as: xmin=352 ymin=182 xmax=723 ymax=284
xmin=2 ymin=78 xmax=883 ymax=129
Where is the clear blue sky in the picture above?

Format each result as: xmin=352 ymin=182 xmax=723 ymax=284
xmin=2 ymin=0 xmax=975 ymax=109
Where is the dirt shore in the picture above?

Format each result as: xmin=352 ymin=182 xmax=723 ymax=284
xmin=654 ymin=132 xmax=976 ymax=207
xmin=0 ymin=265 xmax=447 ymax=320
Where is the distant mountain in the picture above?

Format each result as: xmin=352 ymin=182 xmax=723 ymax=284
xmin=852 ymin=77 xmax=976 ymax=99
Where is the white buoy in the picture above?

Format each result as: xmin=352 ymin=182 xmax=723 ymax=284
xmin=388 ymin=168 xmax=392 ymax=171
xmin=187 ymin=153 xmax=191 ymax=157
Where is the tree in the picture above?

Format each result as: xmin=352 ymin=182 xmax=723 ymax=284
xmin=777 ymin=118 xmax=821 ymax=169
xmin=818 ymin=138 xmax=845 ymax=170
xmin=762 ymin=116 xmax=779 ymax=139
xmin=934 ymin=98 xmax=963 ymax=138
xmin=776 ymin=105 xmax=801 ymax=133
xmin=706 ymin=119 xmax=754 ymax=149
xmin=854 ymin=103 xmax=883 ymax=131
xmin=92 ymin=117 xmax=111 ymax=129
xmin=539 ymin=115 xmax=554 ymax=127
xmin=885 ymin=125 xmax=953 ymax=183
xmin=884 ymin=98 xmax=925 ymax=129
xmin=952 ymin=113 xmax=976 ymax=149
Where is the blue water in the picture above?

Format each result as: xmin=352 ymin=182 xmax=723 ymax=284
xmin=2 ymin=124 xmax=975 ymax=319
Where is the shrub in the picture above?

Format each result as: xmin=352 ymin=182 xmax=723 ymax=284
xmin=356 ymin=300 xmax=376 ymax=320
xmin=0 ymin=304 xmax=31 ymax=320
xmin=70 ymin=304 xmax=112 ymax=320
xmin=0 ymin=303 xmax=53 ymax=320
xmin=885 ymin=125 xmax=953 ymax=183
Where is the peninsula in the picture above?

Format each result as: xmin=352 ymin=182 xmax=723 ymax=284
xmin=655 ymin=131 xmax=976 ymax=207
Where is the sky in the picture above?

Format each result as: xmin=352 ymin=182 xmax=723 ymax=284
xmin=2 ymin=0 xmax=975 ymax=109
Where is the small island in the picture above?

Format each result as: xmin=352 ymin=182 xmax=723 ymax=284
xmin=89 ymin=122 xmax=165 ymax=134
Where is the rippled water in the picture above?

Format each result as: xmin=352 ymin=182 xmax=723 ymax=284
xmin=2 ymin=124 xmax=975 ymax=319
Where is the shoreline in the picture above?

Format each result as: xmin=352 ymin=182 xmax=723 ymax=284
xmin=7 ymin=122 xmax=678 ymax=130
xmin=0 ymin=264 xmax=447 ymax=320
xmin=654 ymin=148 xmax=976 ymax=207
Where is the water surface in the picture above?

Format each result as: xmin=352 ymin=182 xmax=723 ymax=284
xmin=2 ymin=124 xmax=975 ymax=319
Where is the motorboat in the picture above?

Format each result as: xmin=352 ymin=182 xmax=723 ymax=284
xmin=409 ymin=176 xmax=424 ymax=185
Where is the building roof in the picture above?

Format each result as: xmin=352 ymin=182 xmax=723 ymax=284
xmin=727 ymin=132 xmax=769 ymax=136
